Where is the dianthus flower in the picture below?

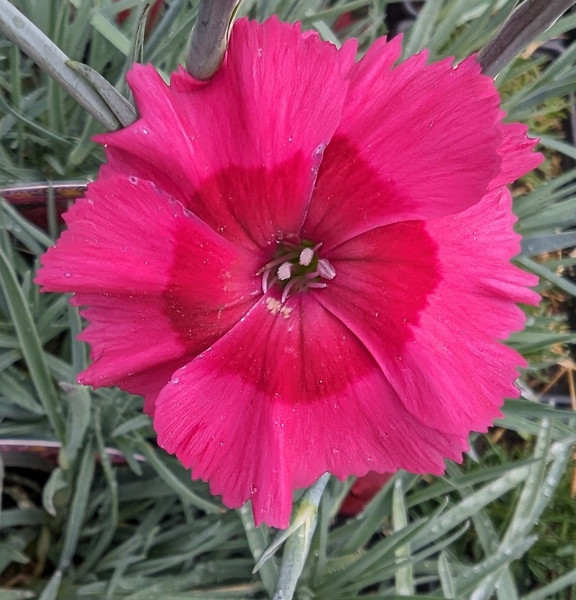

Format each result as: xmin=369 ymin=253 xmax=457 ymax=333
xmin=36 ymin=17 xmax=541 ymax=528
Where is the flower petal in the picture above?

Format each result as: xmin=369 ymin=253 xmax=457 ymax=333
xmin=317 ymin=188 xmax=538 ymax=436
xmin=96 ymin=18 xmax=355 ymax=251
xmin=154 ymin=292 xmax=465 ymax=529
xmin=36 ymin=175 xmax=261 ymax=409
xmin=339 ymin=471 xmax=392 ymax=516
xmin=304 ymin=37 xmax=505 ymax=249
xmin=491 ymin=122 xmax=542 ymax=189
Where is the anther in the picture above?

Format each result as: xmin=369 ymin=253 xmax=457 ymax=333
xmin=281 ymin=278 xmax=301 ymax=303
xmin=317 ymin=258 xmax=336 ymax=280
xmin=299 ymin=247 xmax=314 ymax=266
xmin=259 ymin=240 xmax=336 ymax=301
xmin=277 ymin=262 xmax=292 ymax=281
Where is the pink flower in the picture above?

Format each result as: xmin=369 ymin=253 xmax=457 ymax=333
xmin=36 ymin=17 xmax=541 ymax=529
xmin=339 ymin=472 xmax=393 ymax=516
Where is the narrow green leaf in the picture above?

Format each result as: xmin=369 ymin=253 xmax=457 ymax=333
xmin=0 ymin=196 xmax=64 ymax=253
xmin=66 ymin=61 xmax=137 ymax=127
xmin=338 ymin=472 xmax=403 ymax=553
xmin=456 ymin=538 xmax=537 ymax=597
xmin=90 ymin=11 xmax=131 ymax=55
xmin=300 ymin=0 xmax=373 ymax=23
xmin=438 ymin=551 xmax=456 ymax=599
xmin=61 ymin=382 xmax=91 ymax=464
xmin=58 ymin=439 xmax=95 ymax=570
xmin=0 ymin=371 xmax=44 ymax=414
xmin=520 ymin=566 xmax=576 ymax=600
xmin=136 ymin=440 xmax=224 ymax=514
xmin=185 ymin=0 xmax=243 ymax=80
xmin=37 ymin=569 xmax=62 ymax=600
xmin=403 ymin=0 xmax=443 ymax=57
xmin=413 ymin=462 xmax=531 ymax=546
xmin=0 ymin=0 xmax=120 ymax=130
xmin=0 ymin=590 xmax=35 ymax=600
xmin=0 ymin=248 xmax=65 ymax=440
xmin=74 ymin=406 xmax=119 ymax=579
xmin=42 ymin=467 xmax=67 ymax=517
xmin=271 ymin=474 xmax=329 ymax=600
xmin=539 ymin=135 xmax=576 ymax=160
xmin=393 ymin=476 xmax=414 ymax=596
xmin=517 ymin=255 xmax=576 ymax=297
xmin=522 ymin=232 xmax=576 ymax=255
xmin=240 ymin=505 xmax=278 ymax=598
xmin=130 ymin=2 xmax=149 ymax=66
xmin=478 ymin=0 xmax=576 ymax=76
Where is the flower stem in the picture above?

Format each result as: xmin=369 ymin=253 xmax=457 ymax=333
xmin=0 ymin=0 xmax=123 ymax=130
xmin=478 ymin=0 xmax=576 ymax=76
xmin=240 ymin=505 xmax=279 ymax=598
xmin=185 ymin=0 xmax=244 ymax=80
xmin=272 ymin=474 xmax=330 ymax=600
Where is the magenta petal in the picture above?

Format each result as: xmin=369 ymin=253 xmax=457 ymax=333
xmin=491 ymin=122 xmax=543 ymax=189
xmin=36 ymin=175 xmax=261 ymax=408
xmin=95 ymin=18 xmax=354 ymax=250
xmin=304 ymin=42 xmax=506 ymax=248
xmin=35 ymin=17 xmax=542 ymax=530
xmin=318 ymin=188 xmax=537 ymax=436
xmin=154 ymin=293 xmax=465 ymax=529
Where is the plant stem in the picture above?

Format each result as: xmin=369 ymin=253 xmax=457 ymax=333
xmin=478 ymin=0 xmax=576 ymax=76
xmin=0 ymin=0 xmax=121 ymax=130
xmin=272 ymin=474 xmax=330 ymax=600
xmin=185 ymin=0 xmax=243 ymax=80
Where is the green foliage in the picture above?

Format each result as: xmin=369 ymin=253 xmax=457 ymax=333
xmin=1 ymin=1 xmax=576 ymax=599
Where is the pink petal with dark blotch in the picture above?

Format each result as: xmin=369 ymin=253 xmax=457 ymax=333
xmin=304 ymin=40 xmax=506 ymax=249
xmin=35 ymin=18 xmax=543 ymax=529
xmin=154 ymin=291 xmax=466 ymax=529
xmin=36 ymin=176 xmax=260 ymax=409
xmin=319 ymin=188 xmax=537 ymax=436
xmin=491 ymin=122 xmax=543 ymax=189
xmin=95 ymin=18 xmax=356 ymax=251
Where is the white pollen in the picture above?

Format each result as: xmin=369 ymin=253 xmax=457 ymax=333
xmin=277 ymin=262 xmax=292 ymax=281
xmin=299 ymin=247 xmax=314 ymax=266
xmin=317 ymin=258 xmax=336 ymax=280
xmin=266 ymin=297 xmax=292 ymax=319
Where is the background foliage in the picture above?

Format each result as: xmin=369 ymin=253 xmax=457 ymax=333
xmin=0 ymin=1 xmax=575 ymax=599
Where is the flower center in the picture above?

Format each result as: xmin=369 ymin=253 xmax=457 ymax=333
xmin=258 ymin=241 xmax=336 ymax=303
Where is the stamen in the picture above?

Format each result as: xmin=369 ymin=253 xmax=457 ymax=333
xmin=262 ymin=270 xmax=272 ymax=293
xmin=259 ymin=240 xmax=336 ymax=301
xmin=256 ymin=250 xmax=300 ymax=275
xmin=299 ymin=247 xmax=314 ymax=266
xmin=262 ymin=270 xmax=278 ymax=294
xmin=277 ymin=262 xmax=292 ymax=281
xmin=281 ymin=278 xmax=301 ymax=303
xmin=317 ymin=258 xmax=336 ymax=280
